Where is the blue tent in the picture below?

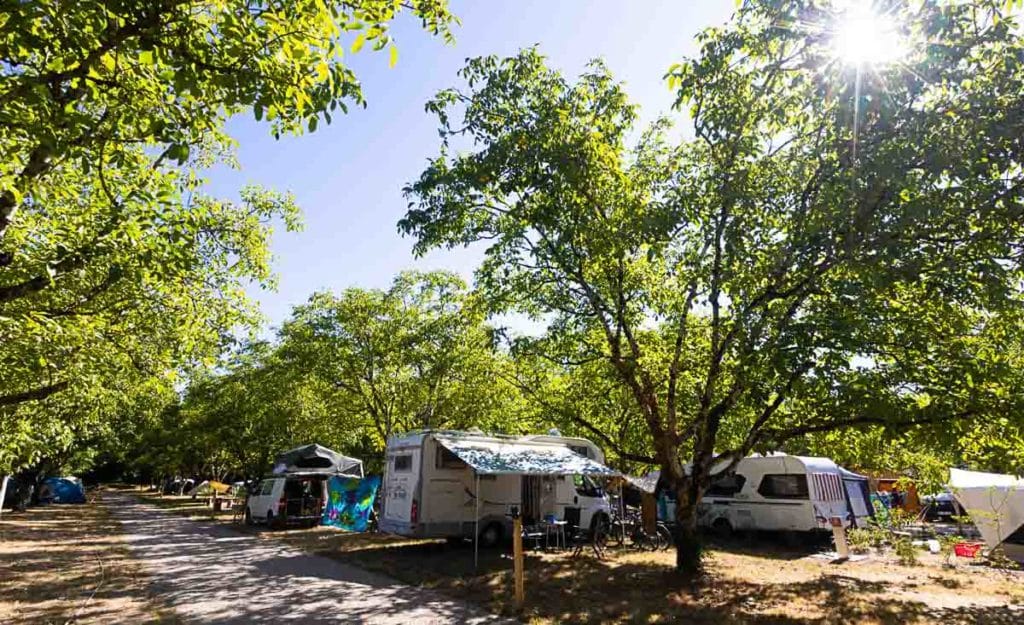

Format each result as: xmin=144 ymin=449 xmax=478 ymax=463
xmin=40 ymin=477 xmax=86 ymax=504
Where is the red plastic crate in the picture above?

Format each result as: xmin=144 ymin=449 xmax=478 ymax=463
xmin=953 ymin=542 xmax=984 ymax=558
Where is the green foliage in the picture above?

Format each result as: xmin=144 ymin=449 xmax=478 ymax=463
xmin=401 ymin=2 xmax=1024 ymax=573
xmin=846 ymin=528 xmax=880 ymax=555
xmin=132 ymin=271 xmax=529 ymax=478
xmin=0 ymin=0 xmax=455 ymax=475
xmin=938 ymin=534 xmax=965 ymax=567
xmin=893 ymin=537 xmax=920 ymax=567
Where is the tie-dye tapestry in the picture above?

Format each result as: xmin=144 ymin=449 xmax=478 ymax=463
xmin=322 ymin=475 xmax=381 ymax=531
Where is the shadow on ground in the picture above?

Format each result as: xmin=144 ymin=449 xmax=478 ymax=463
xmin=0 ymin=494 xmax=178 ymax=624
xmin=104 ymin=491 xmax=502 ymax=624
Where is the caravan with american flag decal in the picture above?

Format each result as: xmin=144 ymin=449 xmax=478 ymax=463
xmin=656 ymin=454 xmax=874 ymax=536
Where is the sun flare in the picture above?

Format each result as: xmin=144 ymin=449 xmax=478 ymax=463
xmin=831 ymin=3 xmax=906 ymax=67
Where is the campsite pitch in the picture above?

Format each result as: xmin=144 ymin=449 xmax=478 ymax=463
xmin=136 ymin=487 xmax=1023 ymax=624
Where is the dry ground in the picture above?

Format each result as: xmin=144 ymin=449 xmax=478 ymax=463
xmin=134 ymin=489 xmax=1024 ymax=624
xmin=0 ymin=490 xmax=179 ymax=624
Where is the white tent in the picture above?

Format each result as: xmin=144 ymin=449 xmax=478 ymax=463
xmin=948 ymin=468 xmax=1024 ymax=563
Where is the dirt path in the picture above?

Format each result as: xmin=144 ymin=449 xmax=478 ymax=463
xmin=0 ymin=492 xmax=178 ymax=624
xmin=103 ymin=491 xmax=507 ymax=624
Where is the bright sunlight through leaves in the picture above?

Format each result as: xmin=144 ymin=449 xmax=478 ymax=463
xmin=831 ymin=2 xmax=906 ymax=66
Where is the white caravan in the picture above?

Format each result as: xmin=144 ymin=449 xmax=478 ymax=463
xmin=379 ymin=429 xmax=618 ymax=546
xmin=655 ymin=455 xmax=873 ymax=534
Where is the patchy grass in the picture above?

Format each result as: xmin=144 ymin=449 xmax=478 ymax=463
xmin=249 ymin=527 xmax=1024 ymax=624
xmin=128 ymin=489 xmax=1024 ymax=623
xmin=128 ymin=486 xmax=238 ymax=523
xmin=0 ymin=489 xmax=180 ymax=624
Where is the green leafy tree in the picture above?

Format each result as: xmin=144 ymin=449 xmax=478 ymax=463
xmin=402 ymin=0 xmax=1024 ymax=573
xmin=279 ymin=271 xmax=524 ymax=451
xmin=0 ymin=0 xmax=456 ymax=473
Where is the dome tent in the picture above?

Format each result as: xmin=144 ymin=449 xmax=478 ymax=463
xmin=39 ymin=477 xmax=86 ymax=504
xmin=272 ymin=444 xmax=363 ymax=476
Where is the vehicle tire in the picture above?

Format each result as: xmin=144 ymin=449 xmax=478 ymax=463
xmin=266 ymin=511 xmax=277 ymax=530
xmin=712 ymin=517 xmax=733 ymax=540
xmin=479 ymin=522 xmax=503 ymax=548
xmin=244 ymin=507 xmax=253 ymax=526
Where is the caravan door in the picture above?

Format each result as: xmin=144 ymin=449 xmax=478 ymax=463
xmin=383 ymin=448 xmax=420 ymax=530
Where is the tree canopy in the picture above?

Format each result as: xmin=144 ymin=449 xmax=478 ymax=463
xmin=0 ymin=0 xmax=456 ymax=474
xmin=402 ymin=1 xmax=1024 ymax=571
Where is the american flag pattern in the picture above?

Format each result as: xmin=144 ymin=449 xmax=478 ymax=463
xmin=811 ymin=472 xmax=845 ymax=502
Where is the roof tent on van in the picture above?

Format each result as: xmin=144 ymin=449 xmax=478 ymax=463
xmin=272 ymin=444 xmax=363 ymax=477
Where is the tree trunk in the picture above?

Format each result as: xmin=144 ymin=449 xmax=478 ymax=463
xmin=674 ymin=481 xmax=703 ymax=575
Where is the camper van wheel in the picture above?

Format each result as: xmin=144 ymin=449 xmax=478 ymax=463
xmin=244 ymin=507 xmax=253 ymax=526
xmin=711 ymin=518 xmax=734 ymax=540
xmin=266 ymin=511 xmax=278 ymax=530
xmin=479 ymin=522 xmax=503 ymax=548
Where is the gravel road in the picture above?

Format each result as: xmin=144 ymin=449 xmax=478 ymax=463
xmin=104 ymin=492 xmax=508 ymax=624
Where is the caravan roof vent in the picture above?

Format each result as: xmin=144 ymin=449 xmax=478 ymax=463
xmin=547 ymin=428 xmax=562 ymax=436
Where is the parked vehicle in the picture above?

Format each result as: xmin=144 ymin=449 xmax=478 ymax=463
xmin=246 ymin=473 xmax=329 ymax=528
xmin=921 ymin=492 xmax=963 ymax=522
xmin=245 ymin=444 xmax=364 ymax=528
xmin=654 ymin=454 xmax=873 ymax=536
xmin=379 ymin=429 xmax=617 ymax=547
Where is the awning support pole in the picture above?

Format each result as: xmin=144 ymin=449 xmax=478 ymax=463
xmin=474 ymin=471 xmax=480 ymax=569
xmin=0 ymin=475 xmax=8 ymax=520
xmin=619 ymin=481 xmax=625 ymax=544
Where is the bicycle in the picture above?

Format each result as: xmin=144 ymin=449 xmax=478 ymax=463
xmin=606 ymin=507 xmax=673 ymax=551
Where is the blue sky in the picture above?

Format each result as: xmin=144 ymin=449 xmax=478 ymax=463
xmin=205 ymin=0 xmax=736 ymax=332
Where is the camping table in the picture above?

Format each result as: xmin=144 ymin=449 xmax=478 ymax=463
xmin=541 ymin=520 xmax=568 ymax=551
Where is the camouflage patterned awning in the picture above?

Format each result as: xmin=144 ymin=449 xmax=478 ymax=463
xmin=436 ymin=437 xmax=619 ymax=476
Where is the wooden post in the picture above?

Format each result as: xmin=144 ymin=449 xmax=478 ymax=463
xmin=513 ymin=515 xmax=525 ymax=609
xmin=831 ymin=517 xmax=849 ymax=559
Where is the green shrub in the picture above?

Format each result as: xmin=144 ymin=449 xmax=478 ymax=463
xmin=894 ymin=537 xmax=919 ymax=566
xmin=847 ymin=528 xmax=875 ymax=554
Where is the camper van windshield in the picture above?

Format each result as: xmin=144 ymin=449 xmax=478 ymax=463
xmin=573 ymin=475 xmax=604 ymax=498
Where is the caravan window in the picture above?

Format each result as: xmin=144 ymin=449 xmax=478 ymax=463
xmin=757 ymin=474 xmax=809 ymax=499
xmin=568 ymin=444 xmax=590 ymax=458
xmin=393 ymin=454 xmax=412 ymax=472
xmin=436 ymin=446 xmax=467 ymax=470
xmin=707 ymin=473 xmax=746 ymax=497
xmin=259 ymin=480 xmax=275 ymax=496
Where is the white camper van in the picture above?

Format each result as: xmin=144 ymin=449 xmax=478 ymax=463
xmin=379 ymin=429 xmax=618 ymax=546
xmin=246 ymin=444 xmax=363 ymax=528
xmin=655 ymin=455 xmax=873 ymax=535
